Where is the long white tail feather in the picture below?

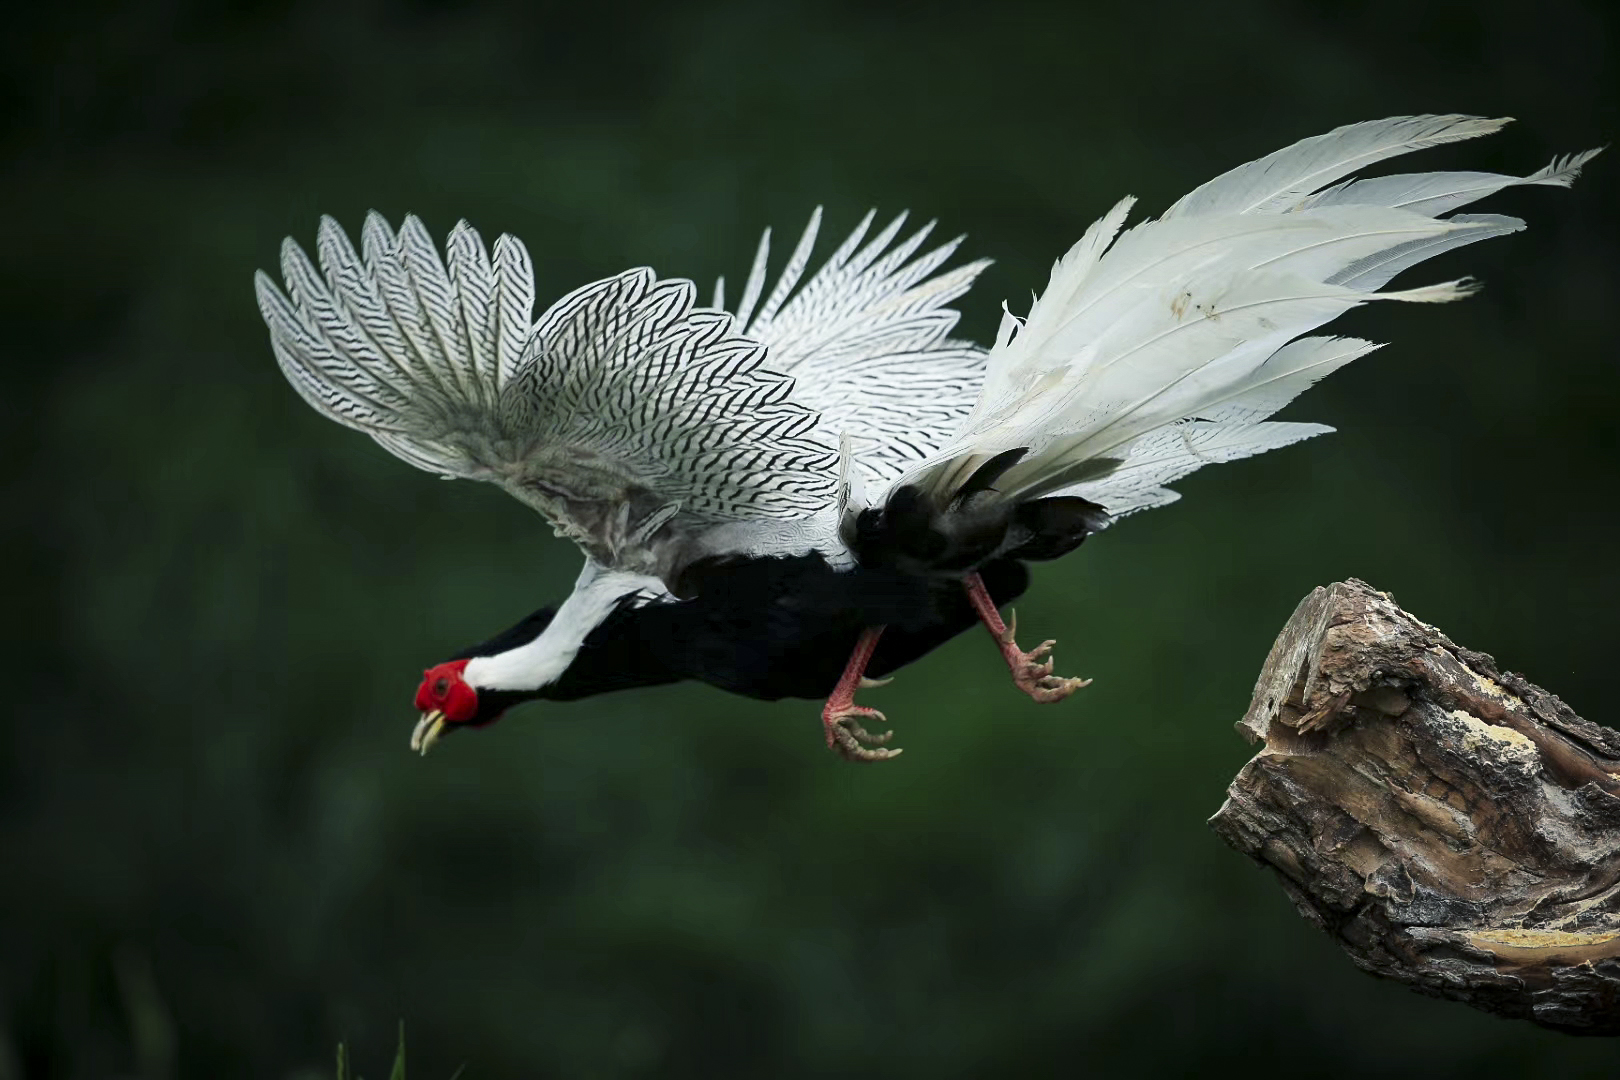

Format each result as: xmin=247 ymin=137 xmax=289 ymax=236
xmin=999 ymin=207 xmax=1481 ymax=371
xmin=1328 ymin=213 xmax=1524 ymax=291
xmin=992 ymin=301 xmax=1025 ymax=352
xmin=1162 ymin=115 xmax=1510 ymax=219
xmin=1045 ymin=336 xmax=1376 ymax=513
xmin=966 ymin=197 xmax=1136 ymax=419
xmin=1058 ymin=419 xmax=1335 ymax=518
xmin=993 ymin=272 xmax=1464 ymax=459
xmin=1302 ymin=147 xmax=1604 ymax=218
xmin=988 ymin=276 xmax=1472 ymax=502
xmin=896 ymin=116 xmax=1596 ymax=521
xmin=1184 ymin=335 xmax=1382 ymax=426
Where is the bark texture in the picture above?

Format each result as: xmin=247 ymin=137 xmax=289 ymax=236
xmin=1209 ymin=579 xmax=1620 ymax=1035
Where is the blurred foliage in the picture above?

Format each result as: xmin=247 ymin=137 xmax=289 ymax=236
xmin=2 ymin=0 xmax=1618 ymax=1076
xmin=335 ymin=1026 xmax=408 ymax=1080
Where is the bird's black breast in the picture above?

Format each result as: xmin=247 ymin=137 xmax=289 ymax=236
xmin=559 ymin=553 xmax=1029 ymax=702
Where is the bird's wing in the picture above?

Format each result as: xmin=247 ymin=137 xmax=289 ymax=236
xmin=256 ymin=213 xmax=838 ymax=572
xmin=716 ymin=209 xmax=992 ymax=489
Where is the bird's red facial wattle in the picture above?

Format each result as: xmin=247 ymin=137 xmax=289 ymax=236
xmin=411 ymin=659 xmax=476 ymax=754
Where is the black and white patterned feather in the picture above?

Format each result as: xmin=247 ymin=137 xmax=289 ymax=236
xmin=719 ymin=208 xmax=991 ymax=489
xmin=256 ymin=213 xmax=838 ymax=574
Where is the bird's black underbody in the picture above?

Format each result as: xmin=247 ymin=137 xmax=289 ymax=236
xmin=451 ymin=553 xmax=1035 ymax=723
xmin=446 ymin=481 xmax=1107 ymax=726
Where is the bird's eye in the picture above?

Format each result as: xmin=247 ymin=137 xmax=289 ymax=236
xmin=434 ymin=677 xmax=449 ymax=696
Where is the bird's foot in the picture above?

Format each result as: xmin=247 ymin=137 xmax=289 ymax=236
xmin=822 ymin=701 xmax=902 ymax=763
xmin=999 ymin=610 xmax=1092 ymax=704
xmin=819 ymin=626 xmax=901 ymax=762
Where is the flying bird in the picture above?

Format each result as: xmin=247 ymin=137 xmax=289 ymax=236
xmin=255 ymin=115 xmax=1596 ymax=761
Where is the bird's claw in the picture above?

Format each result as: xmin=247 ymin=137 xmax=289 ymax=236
xmin=1015 ymin=667 xmax=1093 ymax=703
xmin=1004 ymin=630 xmax=1091 ymax=703
xmin=822 ymin=705 xmax=903 ymax=763
xmin=998 ymin=608 xmax=1021 ymax=647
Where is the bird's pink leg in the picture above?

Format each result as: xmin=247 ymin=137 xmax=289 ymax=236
xmin=962 ymin=572 xmax=1091 ymax=703
xmin=821 ymin=626 xmax=902 ymax=762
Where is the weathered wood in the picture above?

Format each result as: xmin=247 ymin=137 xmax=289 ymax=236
xmin=1209 ymin=579 xmax=1620 ymax=1035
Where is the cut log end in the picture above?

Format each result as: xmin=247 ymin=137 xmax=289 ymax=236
xmin=1209 ymin=579 xmax=1620 ymax=1036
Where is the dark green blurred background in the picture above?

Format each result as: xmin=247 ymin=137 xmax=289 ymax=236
xmin=4 ymin=1 xmax=1618 ymax=1076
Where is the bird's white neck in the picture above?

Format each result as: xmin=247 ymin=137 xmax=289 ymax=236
xmin=463 ymin=561 xmax=669 ymax=692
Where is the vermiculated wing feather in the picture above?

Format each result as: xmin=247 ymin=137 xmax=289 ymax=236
xmin=492 ymin=233 xmax=535 ymax=388
xmin=257 ymin=214 xmax=838 ymax=576
xmin=722 ymin=208 xmax=992 ymax=488
xmin=446 ymin=221 xmax=498 ymax=394
xmin=501 ymin=269 xmax=832 ymax=520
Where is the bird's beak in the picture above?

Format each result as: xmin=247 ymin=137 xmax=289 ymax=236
xmin=410 ymin=709 xmax=448 ymax=755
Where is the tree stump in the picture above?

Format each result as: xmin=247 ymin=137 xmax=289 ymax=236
xmin=1208 ymin=579 xmax=1620 ymax=1035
